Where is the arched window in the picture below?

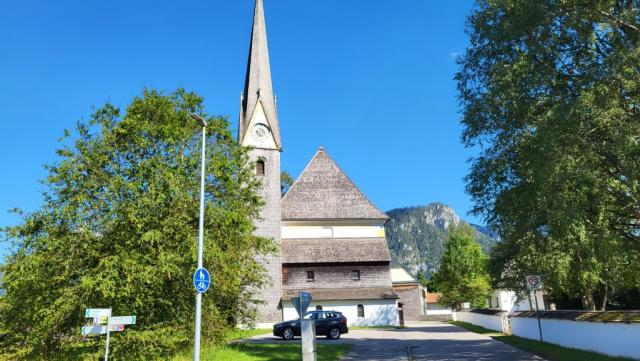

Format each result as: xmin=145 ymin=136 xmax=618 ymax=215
xmin=316 ymin=305 xmax=323 ymax=311
xmin=357 ymin=304 xmax=364 ymax=318
xmin=256 ymin=159 xmax=265 ymax=175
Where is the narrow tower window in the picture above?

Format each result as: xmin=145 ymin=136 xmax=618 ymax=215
xmin=352 ymin=270 xmax=360 ymax=280
xmin=256 ymin=159 xmax=265 ymax=175
xmin=306 ymin=271 xmax=315 ymax=282
xmin=357 ymin=304 xmax=365 ymax=318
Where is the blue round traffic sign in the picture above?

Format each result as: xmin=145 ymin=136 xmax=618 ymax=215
xmin=193 ymin=268 xmax=211 ymax=293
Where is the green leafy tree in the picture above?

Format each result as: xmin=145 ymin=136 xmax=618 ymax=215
xmin=0 ymin=89 xmax=274 ymax=360
xmin=432 ymin=225 xmax=491 ymax=310
xmin=280 ymin=171 xmax=294 ymax=196
xmin=416 ymin=270 xmax=439 ymax=293
xmin=457 ymin=0 xmax=640 ymax=310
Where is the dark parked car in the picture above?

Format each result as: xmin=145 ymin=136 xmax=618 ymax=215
xmin=273 ymin=310 xmax=349 ymax=340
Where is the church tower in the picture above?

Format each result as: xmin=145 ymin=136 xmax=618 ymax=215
xmin=239 ymin=0 xmax=282 ymax=324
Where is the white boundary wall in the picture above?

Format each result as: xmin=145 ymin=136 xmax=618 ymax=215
xmin=426 ymin=309 xmax=452 ymax=315
xmin=282 ymin=299 xmax=399 ymax=327
xmin=454 ymin=311 xmax=640 ymax=360
xmin=511 ymin=316 xmax=640 ymax=360
xmin=454 ymin=311 xmax=506 ymax=333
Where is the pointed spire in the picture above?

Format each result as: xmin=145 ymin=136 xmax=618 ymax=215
xmin=239 ymin=0 xmax=281 ymax=149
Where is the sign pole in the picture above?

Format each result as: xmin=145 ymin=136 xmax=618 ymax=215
xmin=525 ymin=275 xmax=544 ymax=342
xmin=104 ymin=308 xmax=112 ymax=361
xmin=193 ymin=116 xmax=207 ymax=361
xmin=298 ymin=292 xmax=316 ymax=361
xmin=533 ymin=291 xmax=543 ymax=342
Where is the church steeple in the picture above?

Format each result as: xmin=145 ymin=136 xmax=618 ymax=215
xmin=239 ymin=0 xmax=281 ymax=149
xmin=239 ymin=0 xmax=283 ymax=325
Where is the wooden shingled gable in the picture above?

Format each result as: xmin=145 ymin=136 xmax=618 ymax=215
xmin=281 ymin=147 xmax=389 ymax=220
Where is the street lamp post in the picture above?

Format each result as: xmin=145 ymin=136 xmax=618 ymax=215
xmin=191 ymin=114 xmax=207 ymax=361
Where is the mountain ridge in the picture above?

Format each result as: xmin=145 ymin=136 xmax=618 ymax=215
xmin=385 ymin=202 xmax=496 ymax=277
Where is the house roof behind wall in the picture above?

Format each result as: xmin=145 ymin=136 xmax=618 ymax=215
xmin=426 ymin=293 xmax=442 ymax=304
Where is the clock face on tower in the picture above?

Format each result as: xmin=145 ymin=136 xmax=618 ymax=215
xmin=251 ymin=123 xmax=270 ymax=143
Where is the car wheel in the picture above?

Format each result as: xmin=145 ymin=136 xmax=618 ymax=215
xmin=327 ymin=327 xmax=341 ymax=339
xmin=282 ymin=328 xmax=294 ymax=340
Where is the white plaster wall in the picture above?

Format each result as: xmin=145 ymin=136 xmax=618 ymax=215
xmin=282 ymin=299 xmax=399 ymax=327
xmin=426 ymin=303 xmax=451 ymax=311
xmin=510 ymin=316 xmax=545 ymax=341
xmin=281 ymin=225 xmax=385 ymax=239
xmin=282 ymin=226 xmax=333 ymax=239
xmin=455 ymin=311 xmax=505 ymax=333
xmin=426 ymin=309 xmax=452 ymax=315
xmin=456 ymin=311 xmax=640 ymax=360
xmin=282 ymin=220 xmax=386 ymax=227
xmin=511 ymin=317 xmax=640 ymax=360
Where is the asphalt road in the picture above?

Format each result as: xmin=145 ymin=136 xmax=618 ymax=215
xmin=249 ymin=321 xmax=545 ymax=361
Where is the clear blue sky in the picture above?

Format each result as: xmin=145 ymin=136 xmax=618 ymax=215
xmin=0 ymin=0 xmax=478 ymax=258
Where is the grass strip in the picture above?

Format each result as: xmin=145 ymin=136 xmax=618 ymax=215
xmin=450 ymin=321 xmax=634 ymax=361
xmin=173 ymin=343 xmax=351 ymax=361
xmin=173 ymin=328 xmax=351 ymax=361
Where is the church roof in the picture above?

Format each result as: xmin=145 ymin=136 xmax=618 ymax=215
xmin=281 ymin=238 xmax=391 ymax=264
xmin=282 ymin=287 xmax=399 ymax=301
xmin=281 ymin=148 xmax=389 ymax=220
xmin=239 ymin=0 xmax=281 ymax=148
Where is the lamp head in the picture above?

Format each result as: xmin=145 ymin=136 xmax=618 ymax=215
xmin=190 ymin=114 xmax=207 ymax=128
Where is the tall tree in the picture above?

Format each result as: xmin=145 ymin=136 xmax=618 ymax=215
xmin=0 ymin=89 xmax=274 ymax=360
xmin=432 ymin=225 xmax=491 ymax=310
xmin=457 ymin=0 xmax=640 ymax=309
xmin=280 ymin=171 xmax=294 ymax=196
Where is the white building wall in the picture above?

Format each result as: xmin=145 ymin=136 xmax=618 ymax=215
xmin=281 ymin=221 xmax=385 ymax=239
xmin=425 ymin=302 xmax=453 ymax=315
xmin=281 ymin=225 xmax=385 ymax=239
xmin=490 ymin=289 xmax=545 ymax=312
xmin=282 ymin=299 xmax=399 ymax=327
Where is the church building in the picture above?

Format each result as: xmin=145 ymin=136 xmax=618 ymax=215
xmin=237 ymin=0 xmax=405 ymax=327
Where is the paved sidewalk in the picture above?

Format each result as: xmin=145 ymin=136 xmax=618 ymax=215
xmin=249 ymin=321 xmax=545 ymax=360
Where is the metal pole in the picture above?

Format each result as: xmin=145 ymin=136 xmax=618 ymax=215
xmin=533 ymin=291 xmax=543 ymax=342
xmin=105 ymin=308 xmax=111 ymax=361
xmin=193 ymin=125 xmax=206 ymax=361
